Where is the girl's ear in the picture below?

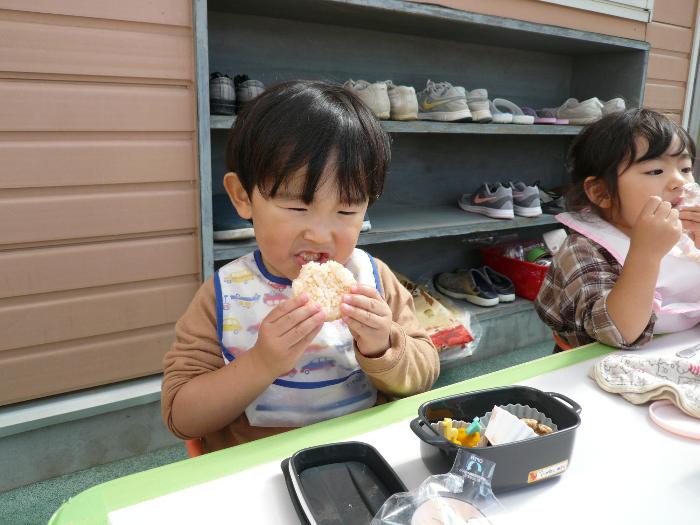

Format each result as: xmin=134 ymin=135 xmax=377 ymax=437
xmin=583 ymin=176 xmax=613 ymax=209
xmin=223 ymin=172 xmax=253 ymax=219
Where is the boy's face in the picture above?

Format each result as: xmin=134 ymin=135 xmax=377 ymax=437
xmin=225 ymin=169 xmax=368 ymax=280
xmin=610 ymin=135 xmax=694 ymax=234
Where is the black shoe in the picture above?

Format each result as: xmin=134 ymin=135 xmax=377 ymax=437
xmin=482 ymin=266 xmax=515 ymax=302
xmin=210 ymin=72 xmax=235 ymax=115
xmin=213 ymin=194 xmax=254 ymax=241
xmin=434 ymin=268 xmax=499 ymax=307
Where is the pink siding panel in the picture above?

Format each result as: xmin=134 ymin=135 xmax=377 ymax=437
xmin=644 ymin=82 xmax=686 ymax=110
xmin=0 ymin=134 xmax=194 ymax=188
xmin=647 ymin=52 xmax=690 ymax=82
xmin=647 ymin=21 xmax=694 ymax=53
xmin=0 ymin=14 xmax=192 ymax=80
xmin=0 ymin=235 xmax=199 ymax=299
xmin=0 ymin=81 xmax=193 ymax=132
xmin=652 ymin=0 xmax=697 ymax=27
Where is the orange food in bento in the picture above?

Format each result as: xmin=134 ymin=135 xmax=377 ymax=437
xmin=439 ymin=417 xmax=482 ymax=447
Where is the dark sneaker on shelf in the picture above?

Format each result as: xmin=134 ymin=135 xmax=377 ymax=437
xmin=434 ymin=268 xmax=499 ymax=307
xmin=508 ymin=181 xmax=542 ymax=217
xmin=234 ymin=75 xmax=265 ymax=113
xmin=458 ymin=183 xmax=514 ymax=219
xmin=539 ymin=187 xmax=566 ymax=214
xmin=210 ymin=72 xmax=235 ymax=115
xmin=482 ymin=266 xmax=516 ymax=302
xmin=213 ymin=194 xmax=255 ymax=241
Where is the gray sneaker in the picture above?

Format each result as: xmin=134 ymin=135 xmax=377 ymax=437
xmin=458 ymin=183 xmax=514 ymax=219
xmin=384 ymin=80 xmax=418 ymax=120
xmin=508 ymin=181 xmax=542 ymax=217
xmin=234 ymin=75 xmax=265 ymax=113
xmin=434 ymin=268 xmax=499 ymax=307
xmin=417 ymin=80 xmax=472 ymax=122
xmin=344 ymin=79 xmax=391 ymax=119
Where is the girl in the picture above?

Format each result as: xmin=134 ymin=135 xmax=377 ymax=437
xmin=535 ymin=108 xmax=700 ymax=350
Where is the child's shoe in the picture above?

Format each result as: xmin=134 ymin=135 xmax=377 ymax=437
xmin=344 ymin=79 xmax=391 ymax=119
xmin=416 ymin=80 xmax=472 ymax=122
xmin=234 ymin=75 xmax=265 ymax=113
xmin=467 ymin=88 xmax=493 ymax=122
xmin=458 ymin=183 xmax=514 ymax=219
xmin=209 ymin=72 xmax=235 ymax=115
xmin=507 ymin=181 xmax=542 ymax=217
xmin=481 ymin=266 xmax=516 ymax=302
xmin=384 ymin=81 xmax=418 ymax=120
xmin=434 ymin=268 xmax=499 ymax=307
xmin=213 ymin=194 xmax=255 ymax=241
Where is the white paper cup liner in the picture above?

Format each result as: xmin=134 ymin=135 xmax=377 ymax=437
xmin=480 ymin=404 xmax=557 ymax=431
xmin=484 ymin=406 xmax=537 ymax=445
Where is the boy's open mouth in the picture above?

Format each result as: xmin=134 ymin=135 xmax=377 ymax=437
xmin=295 ymin=251 xmax=330 ymax=266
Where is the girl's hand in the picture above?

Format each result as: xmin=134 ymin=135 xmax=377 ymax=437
xmin=251 ymin=294 xmax=325 ymax=378
xmin=679 ymin=205 xmax=700 ymax=248
xmin=630 ymin=196 xmax=682 ymax=260
xmin=341 ymin=285 xmax=392 ymax=357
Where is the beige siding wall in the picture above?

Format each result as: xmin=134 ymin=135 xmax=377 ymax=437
xmin=421 ymin=0 xmax=698 ymax=122
xmin=0 ymin=1 xmax=200 ymax=405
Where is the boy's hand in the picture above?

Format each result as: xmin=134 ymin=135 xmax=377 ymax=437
xmin=251 ymin=294 xmax=325 ymax=378
xmin=630 ymin=196 xmax=682 ymax=260
xmin=679 ymin=205 xmax=700 ymax=248
xmin=341 ymin=285 xmax=392 ymax=357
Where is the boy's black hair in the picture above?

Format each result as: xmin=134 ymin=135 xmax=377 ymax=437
xmin=225 ymin=80 xmax=391 ymax=205
xmin=566 ymin=108 xmax=696 ymax=212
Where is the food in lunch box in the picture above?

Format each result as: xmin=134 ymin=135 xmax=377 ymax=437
xmin=521 ymin=418 xmax=553 ymax=435
xmin=292 ymin=260 xmax=356 ymax=321
xmin=484 ymin=406 xmax=537 ymax=446
xmin=435 ymin=417 xmax=482 ymax=447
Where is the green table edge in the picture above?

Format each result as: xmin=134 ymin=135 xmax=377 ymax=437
xmin=48 ymin=342 xmax=614 ymax=525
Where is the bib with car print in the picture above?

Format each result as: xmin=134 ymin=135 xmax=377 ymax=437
xmin=215 ymin=249 xmax=380 ymax=427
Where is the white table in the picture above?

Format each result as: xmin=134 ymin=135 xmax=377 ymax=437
xmin=108 ymin=329 xmax=700 ymax=524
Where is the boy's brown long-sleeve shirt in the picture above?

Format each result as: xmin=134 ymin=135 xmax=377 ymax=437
xmin=161 ymin=258 xmax=439 ymax=452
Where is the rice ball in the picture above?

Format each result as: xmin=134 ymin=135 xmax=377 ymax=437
xmin=292 ymin=260 xmax=357 ymax=321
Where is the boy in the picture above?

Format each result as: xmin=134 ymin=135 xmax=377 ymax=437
xmin=162 ymin=80 xmax=439 ymax=452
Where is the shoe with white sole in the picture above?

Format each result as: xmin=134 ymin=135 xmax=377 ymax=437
xmin=344 ymin=79 xmax=390 ymax=119
xmin=492 ymin=98 xmax=535 ymax=125
xmin=489 ymin=99 xmax=513 ymax=124
xmin=601 ymin=97 xmax=626 ymax=116
xmin=459 ymin=183 xmax=514 ymax=219
xmin=467 ymin=88 xmax=493 ymax=122
xmin=384 ymin=81 xmax=418 ymax=120
xmin=434 ymin=268 xmax=499 ymax=307
xmin=482 ymin=266 xmax=516 ymax=302
xmin=416 ymin=80 xmax=472 ymax=122
xmin=508 ymin=181 xmax=542 ymax=217
xmin=556 ymin=97 xmax=603 ymax=125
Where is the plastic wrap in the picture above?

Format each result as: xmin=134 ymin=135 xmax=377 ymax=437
xmin=370 ymin=450 xmax=505 ymax=525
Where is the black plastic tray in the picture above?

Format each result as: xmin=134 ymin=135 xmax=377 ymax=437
xmin=281 ymin=441 xmax=407 ymax=525
xmin=410 ymin=385 xmax=581 ymax=493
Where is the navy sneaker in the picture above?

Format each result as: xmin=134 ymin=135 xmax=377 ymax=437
xmin=481 ymin=266 xmax=515 ymax=302
xmin=434 ymin=268 xmax=499 ymax=307
xmin=213 ymin=194 xmax=254 ymax=241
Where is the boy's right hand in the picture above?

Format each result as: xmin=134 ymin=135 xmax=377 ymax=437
xmin=630 ymin=196 xmax=682 ymax=261
xmin=250 ymin=294 xmax=326 ymax=378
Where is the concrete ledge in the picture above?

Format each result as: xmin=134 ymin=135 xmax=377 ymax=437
xmin=0 ymin=375 xmax=162 ymax=439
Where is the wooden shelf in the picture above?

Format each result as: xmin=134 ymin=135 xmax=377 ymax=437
xmin=210 ymin=114 xmax=582 ymax=136
xmin=213 ymin=204 xmax=558 ymax=262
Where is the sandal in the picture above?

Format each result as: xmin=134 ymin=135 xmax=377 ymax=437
xmin=492 ymin=98 xmax=534 ymax=124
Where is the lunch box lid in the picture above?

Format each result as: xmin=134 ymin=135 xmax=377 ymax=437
xmin=281 ymin=441 xmax=407 ymax=525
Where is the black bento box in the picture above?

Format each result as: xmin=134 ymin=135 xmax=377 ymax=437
xmin=281 ymin=442 xmax=407 ymax=525
xmin=410 ymin=385 xmax=581 ymax=493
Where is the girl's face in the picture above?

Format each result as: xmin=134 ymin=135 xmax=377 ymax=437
xmin=608 ymin=135 xmax=694 ymax=234
xmin=226 ymin=168 xmax=368 ymax=280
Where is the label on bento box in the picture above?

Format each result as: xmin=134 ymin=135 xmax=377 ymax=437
xmin=527 ymin=460 xmax=569 ymax=483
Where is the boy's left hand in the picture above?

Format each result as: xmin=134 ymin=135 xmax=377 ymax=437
xmin=341 ymin=285 xmax=392 ymax=357
xmin=680 ymin=205 xmax=700 ymax=248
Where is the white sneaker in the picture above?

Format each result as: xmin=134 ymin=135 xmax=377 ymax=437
xmin=384 ymin=81 xmax=418 ymax=120
xmin=344 ymin=79 xmax=390 ymax=119
xmin=601 ymin=97 xmax=626 ymax=116
xmin=556 ymin=97 xmax=603 ymax=125
xmin=467 ymin=88 xmax=492 ymax=123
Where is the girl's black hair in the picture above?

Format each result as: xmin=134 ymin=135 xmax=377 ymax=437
xmin=225 ymin=80 xmax=391 ymax=205
xmin=566 ymin=108 xmax=696 ymax=212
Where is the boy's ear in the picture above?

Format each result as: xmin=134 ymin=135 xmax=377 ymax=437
xmin=223 ymin=172 xmax=253 ymax=220
xmin=583 ymin=176 xmax=612 ymax=209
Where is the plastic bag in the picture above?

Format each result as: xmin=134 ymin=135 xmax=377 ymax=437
xmin=395 ymin=273 xmax=481 ymax=365
xmin=675 ymin=182 xmax=700 ymax=261
xmin=371 ymin=450 xmax=505 ymax=525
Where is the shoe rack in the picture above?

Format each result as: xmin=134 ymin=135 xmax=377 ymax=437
xmin=195 ymin=0 xmax=648 ymax=355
